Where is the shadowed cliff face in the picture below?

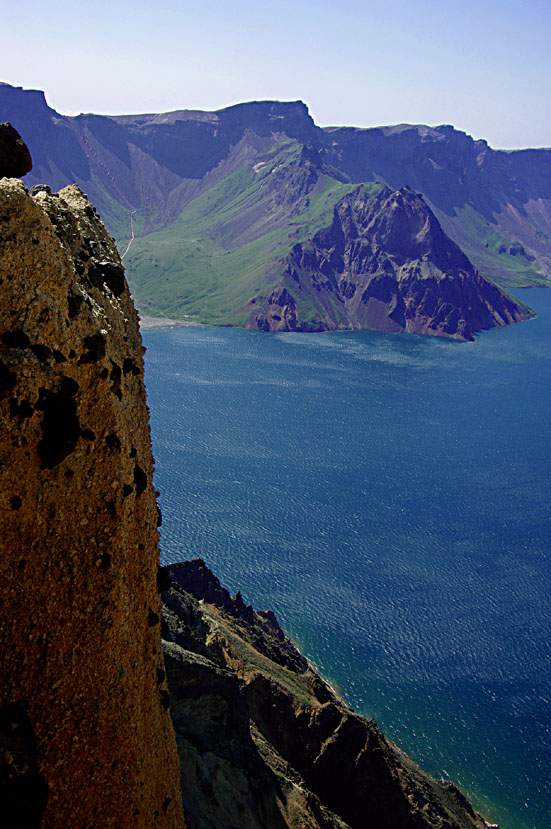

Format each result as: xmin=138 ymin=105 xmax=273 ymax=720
xmin=0 ymin=172 xmax=184 ymax=827
xmin=246 ymin=185 xmax=532 ymax=339
xmin=162 ymin=560 xmax=495 ymax=829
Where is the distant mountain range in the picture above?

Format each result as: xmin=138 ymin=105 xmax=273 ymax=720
xmin=3 ymin=81 xmax=549 ymax=339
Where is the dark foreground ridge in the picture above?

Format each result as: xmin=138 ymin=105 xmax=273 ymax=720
xmin=162 ymin=559 xmax=498 ymax=829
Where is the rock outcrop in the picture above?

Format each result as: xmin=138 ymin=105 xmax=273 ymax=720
xmin=0 ymin=122 xmax=32 ymax=178
xmin=246 ymin=185 xmax=532 ymax=338
xmin=0 ymin=167 xmax=184 ymax=826
xmin=162 ymin=560 xmax=494 ymax=829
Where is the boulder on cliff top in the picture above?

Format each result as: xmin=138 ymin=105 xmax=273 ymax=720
xmin=0 ymin=122 xmax=32 ymax=177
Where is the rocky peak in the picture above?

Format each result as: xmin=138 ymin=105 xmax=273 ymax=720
xmin=169 ymin=558 xmax=254 ymax=620
xmin=165 ymin=560 xmax=308 ymax=674
xmin=336 ymin=185 xmax=474 ymax=271
xmin=247 ymin=184 xmax=532 ymax=338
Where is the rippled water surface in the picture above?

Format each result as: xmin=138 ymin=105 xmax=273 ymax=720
xmin=144 ymin=289 xmax=551 ymax=829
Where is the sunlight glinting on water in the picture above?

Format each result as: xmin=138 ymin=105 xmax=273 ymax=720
xmin=144 ymin=291 xmax=551 ymax=829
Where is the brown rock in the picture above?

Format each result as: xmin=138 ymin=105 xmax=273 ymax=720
xmin=0 ymin=179 xmax=185 ymax=827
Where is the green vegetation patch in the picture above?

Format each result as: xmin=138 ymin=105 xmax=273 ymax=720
xmin=449 ymin=205 xmax=549 ymax=288
xmin=123 ymin=144 xmax=364 ymax=323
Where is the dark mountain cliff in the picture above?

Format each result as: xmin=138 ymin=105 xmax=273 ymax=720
xmin=113 ymin=100 xmax=316 ymax=180
xmin=245 ymin=184 xmax=529 ymax=339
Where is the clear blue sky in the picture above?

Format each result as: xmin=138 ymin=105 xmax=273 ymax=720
xmin=3 ymin=0 xmax=550 ymax=148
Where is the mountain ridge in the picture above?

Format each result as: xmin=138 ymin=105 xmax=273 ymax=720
xmin=1 ymin=82 xmax=547 ymax=337
xmin=162 ymin=558 xmax=497 ymax=829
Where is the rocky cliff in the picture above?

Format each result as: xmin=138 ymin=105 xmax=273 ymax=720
xmin=0 ymin=159 xmax=184 ymax=825
xmin=162 ymin=560 xmax=495 ymax=829
xmin=245 ymin=185 xmax=532 ymax=339
xmin=321 ymin=122 xmax=551 ymax=286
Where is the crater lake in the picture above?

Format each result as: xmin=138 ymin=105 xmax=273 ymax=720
xmin=143 ymin=288 xmax=551 ymax=829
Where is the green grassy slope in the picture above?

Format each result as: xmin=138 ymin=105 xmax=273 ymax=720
xmin=435 ymin=204 xmax=549 ymax=288
xmin=123 ymin=142 xmax=373 ymax=323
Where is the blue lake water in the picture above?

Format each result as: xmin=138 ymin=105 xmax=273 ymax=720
xmin=143 ymin=289 xmax=551 ymax=829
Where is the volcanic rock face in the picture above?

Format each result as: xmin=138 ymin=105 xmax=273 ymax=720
xmin=162 ymin=560 xmax=493 ymax=829
xmin=0 ymin=177 xmax=184 ymax=826
xmin=246 ymin=185 xmax=532 ymax=338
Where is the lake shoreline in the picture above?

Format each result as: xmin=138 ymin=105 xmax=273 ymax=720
xmin=138 ymin=312 xmax=198 ymax=331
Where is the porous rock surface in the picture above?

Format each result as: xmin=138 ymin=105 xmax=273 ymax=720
xmin=0 ymin=177 xmax=185 ymax=827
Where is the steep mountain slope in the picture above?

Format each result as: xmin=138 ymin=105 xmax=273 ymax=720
xmin=1 ymin=82 xmax=546 ymax=336
xmin=162 ymin=559 xmax=496 ymax=829
xmin=243 ymin=184 xmax=530 ymax=338
xmin=0 ymin=83 xmax=319 ymax=238
xmin=322 ymin=123 xmax=551 ymax=287
xmin=124 ymin=141 xmax=360 ymax=326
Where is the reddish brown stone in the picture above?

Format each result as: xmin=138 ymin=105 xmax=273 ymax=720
xmin=0 ymin=180 xmax=185 ymax=827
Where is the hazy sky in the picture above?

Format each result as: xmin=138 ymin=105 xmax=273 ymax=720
xmin=3 ymin=0 xmax=550 ymax=148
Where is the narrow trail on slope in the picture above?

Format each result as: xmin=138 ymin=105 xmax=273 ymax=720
xmin=121 ymin=209 xmax=137 ymax=261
